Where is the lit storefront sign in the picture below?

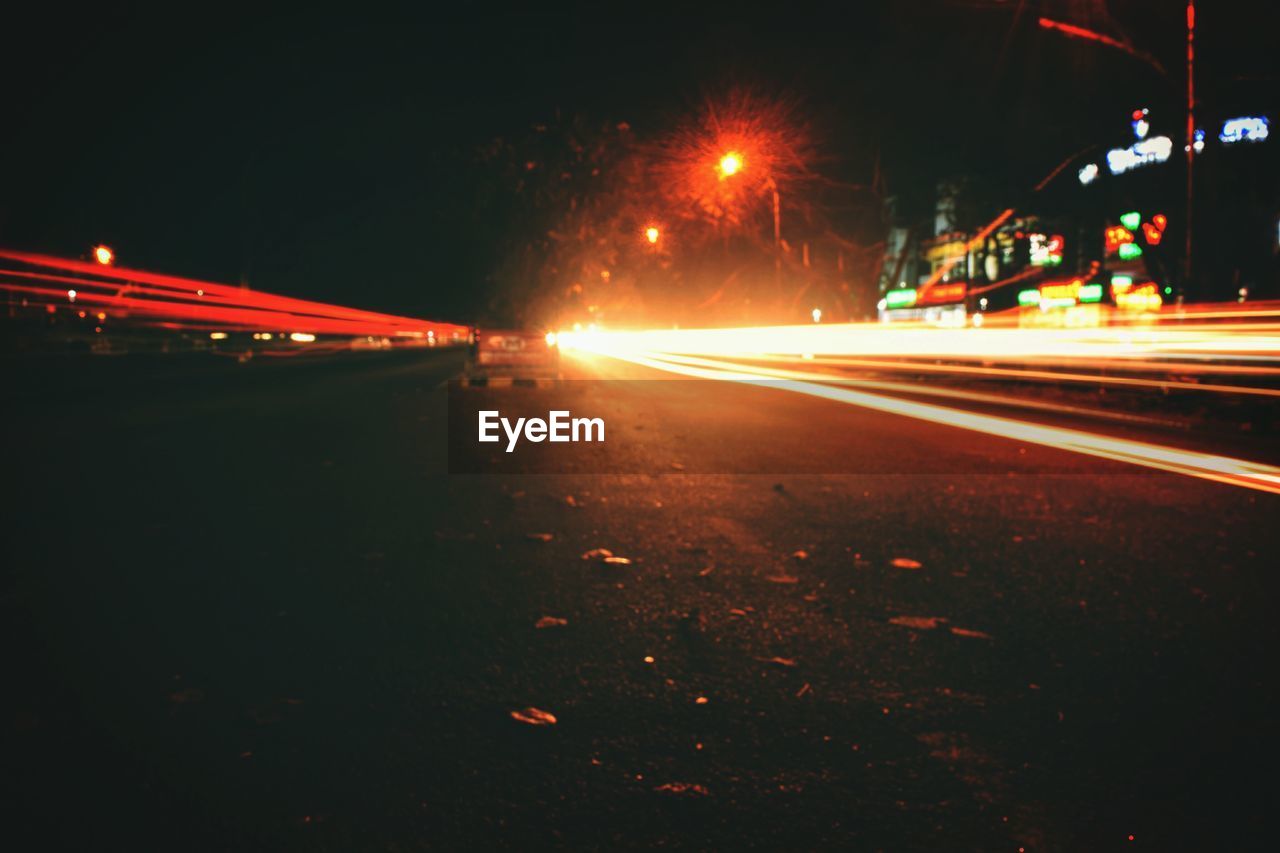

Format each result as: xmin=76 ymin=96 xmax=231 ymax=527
xmin=1219 ymin=116 xmax=1269 ymax=144
xmin=1028 ymin=233 xmax=1064 ymax=267
xmin=1106 ymin=135 xmax=1172 ymax=175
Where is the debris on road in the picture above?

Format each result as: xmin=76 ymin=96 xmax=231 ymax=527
xmin=791 ymin=549 xmax=809 ymax=560
xmin=510 ymin=707 xmax=557 ymax=726
xmin=795 ymin=682 xmax=812 ymax=698
xmin=564 ymin=495 xmax=578 ymax=507
xmin=526 ymin=532 xmax=554 ymax=542
xmin=889 ymin=616 xmax=944 ymax=630
xmin=766 ymin=574 xmax=800 ymax=584
xmin=890 ymin=557 xmax=923 ymax=570
xmin=581 ymin=548 xmax=614 ymax=560
xmin=534 ymin=616 xmax=568 ymax=629
xmin=949 ymin=626 xmax=994 ymax=640
xmin=653 ymin=782 xmax=710 ymax=796
xmin=698 ymin=565 xmax=715 ymax=577
xmin=603 ymin=555 xmax=633 ymax=566
xmin=756 ymin=656 xmax=798 ymax=668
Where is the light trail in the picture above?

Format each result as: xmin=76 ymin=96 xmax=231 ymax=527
xmin=561 ymin=330 xmax=1280 ymax=496
xmin=728 ymin=353 xmax=1280 ymax=399
xmin=642 ymin=351 xmax=1189 ymax=428
xmin=556 ymin=315 xmax=1280 ymax=403
xmin=0 ymin=248 xmax=471 ymax=343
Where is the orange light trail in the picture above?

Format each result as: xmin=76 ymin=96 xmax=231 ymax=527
xmin=559 ymin=316 xmax=1280 ymax=494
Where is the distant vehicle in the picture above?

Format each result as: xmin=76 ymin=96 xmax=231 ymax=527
xmin=467 ymin=327 xmax=560 ymax=380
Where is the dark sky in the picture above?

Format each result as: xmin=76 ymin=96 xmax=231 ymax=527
xmin=2 ymin=2 xmax=1272 ymax=321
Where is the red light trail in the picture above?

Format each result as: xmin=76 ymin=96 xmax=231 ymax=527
xmin=0 ymin=248 xmax=470 ymax=343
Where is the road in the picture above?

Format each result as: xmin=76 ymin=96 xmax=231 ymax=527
xmin=4 ymin=345 xmax=1278 ymax=850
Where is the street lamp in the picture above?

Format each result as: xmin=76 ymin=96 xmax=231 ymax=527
xmin=645 ymin=226 xmax=660 ymax=244
xmin=718 ymin=152 xmax=743 ymax=178
xmin=717 ymin=151 xmax=782 ymax=287
xmin=93 ymin=245 xmax=114 ymax=266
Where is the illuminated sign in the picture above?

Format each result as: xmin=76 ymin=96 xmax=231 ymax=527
xmin=1219 ymin=116 xmax=1269 ymax=144
xmin=1017 ymin=288 xmax=1041 ymax=307
xmin=1105 ymin=226 xmax=1134 ymax=254
xmin=1028 ymin=233 xmax=1064 ymax=267
xmin=1131 ymin=108 xmax=1150 ymax=139
xmin=884 ymin=288 xmax=917 ymax=309
xmin=1119 ymin=211 xmax=1141 ymax=231
xmin=1118 ymin=243 xmax=1143 ymax=260
xmin=1106 ymin=135 xmax=1173 ymax=174
xmin=1078 ymin=163 xmax=1099 ymax=186
xmin=1037 ymin=280 xmax=1103 ymax=307
xmin=1112 ymin=281 xmax=1162 ymax=312
xmin=1040 ymin=281 xmax=1081 ymax=301
xmin=1142 ymin=222 xmax=1164 ymax=245
xmin=918 ymin=283 xmax=966 ymax=305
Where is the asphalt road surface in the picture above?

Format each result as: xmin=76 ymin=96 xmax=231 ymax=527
xmin=4 ymin=346 xmax=1278 ymax=850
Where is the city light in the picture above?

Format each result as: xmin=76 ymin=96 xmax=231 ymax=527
xmin=884 ymin=288 xmax=917 ymax=309
xmin=645 ymin=226 xmax=660 ymax=244
xmin=718 ymin=151 xmax=743 ymax=177
xmin=1 ymin=249 xmax=471 ymax=342
xmin=93 ymin=245 xmax=114 ymax=265
xmin=1219 ymin=116 xmax=1269 ymax=144
xmin=1106 ymin=136 xmax=1173 ymax=175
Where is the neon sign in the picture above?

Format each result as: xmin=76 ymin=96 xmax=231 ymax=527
xmin=1112 ymin=280 xmax=1162 ymax=312
xmin=1029 ymin=233 xmax=1064 ymax=267
xmin=1118 ymin=243 xmax=1143 ymax=260
xmin=1038 ymin=280 xmax=1104 ymax=307
xmin=1106 ymin=136 xmax=1173 ymax=174
xmin=918 ymin=283 xmax=967 ymax=304
xmin=1131 ymin=108 xmax=1150 ymax=140
xmin=1220 ymin=116 xmax=1269 ymax=144
xmin=1105 ymin=226 xmax=1134 ymax=254
xmin=884 ymin=288 xmax=917 ymax=309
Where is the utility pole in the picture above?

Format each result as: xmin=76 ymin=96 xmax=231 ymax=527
xmin=1185 ymin=1 xmax=1195 ymax=296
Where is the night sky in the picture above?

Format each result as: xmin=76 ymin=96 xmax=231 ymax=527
xmin=2 ymin=2 xmax=1272 ymax=321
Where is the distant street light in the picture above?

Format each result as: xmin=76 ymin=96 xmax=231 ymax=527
xmin=93 ymin=245 xmax=114 ymax=265
xmin=717 ymin=152 xmax=743 ymax=178
xmin=811 ymin=307 xmax=822 ymax=323
xmin=645 ymin=226 xmax=661 ymax=244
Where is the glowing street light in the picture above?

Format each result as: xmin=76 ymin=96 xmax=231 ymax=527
xmin=811 ymin=307 xmax=822 ymax=323
xmin=93 ymin=245 xmax=114 ymax=266
xmin=645 ymin=226 xmax=660 ymax=244
xmin=718 ymin=151 xmax=743 ymax=178
xmin=716 ymin=148 xmax=781 ymax=285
